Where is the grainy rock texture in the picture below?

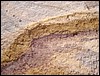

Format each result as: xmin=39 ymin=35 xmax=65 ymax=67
xmin=1 ymin=1 xmax=99 ymax=75
xmin=1 ymin=30 xmax=99 ymax=75
xmin=1 ymin=1 xmax=99 ymax=52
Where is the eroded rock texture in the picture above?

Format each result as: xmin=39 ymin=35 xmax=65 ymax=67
xmin=1 ymin=1 xmax=99 ymax=75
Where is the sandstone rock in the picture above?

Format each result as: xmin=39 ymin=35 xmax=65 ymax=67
xmin=1 ymin=1 xmax=99 ymax=75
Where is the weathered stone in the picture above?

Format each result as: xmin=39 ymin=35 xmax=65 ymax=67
xmin=1 ymin=1 xmax=99 ymax=75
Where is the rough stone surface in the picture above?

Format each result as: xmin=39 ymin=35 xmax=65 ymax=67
xmin=1 ymin=1 xmax=99 ymax=52
xmin=1 ymin=31 xmax=99 ymax=75
xmin=1 ymin=1 xmax=99 ymax=75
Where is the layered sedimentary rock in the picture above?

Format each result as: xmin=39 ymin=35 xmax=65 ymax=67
xmin=1 ymin=1 xmax=99 ymax=75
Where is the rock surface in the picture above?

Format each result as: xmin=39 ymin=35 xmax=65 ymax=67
xmin=1 ymin=1 xmax=99 ymax=75
xmin=1 ymin=30 xmax=99 ymax=75
xmin=1 ymin=1 xmax=99 ymax=52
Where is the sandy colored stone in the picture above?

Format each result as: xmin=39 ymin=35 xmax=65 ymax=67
xmin=1 ymin=1 xmax=99 ymax=75
xmin=1 ymin=1 xmax=99 ymax=53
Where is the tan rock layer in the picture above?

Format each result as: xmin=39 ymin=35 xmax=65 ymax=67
xmin=1 ymin=12 xmax=99 ymax=64
xmin=1 ymin=30 xmax=98 ymax=75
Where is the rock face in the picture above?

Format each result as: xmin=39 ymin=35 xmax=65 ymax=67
xmin=1 ymin=30 xmax=99 ymax=75
xmin=1 ymin=1 xmax=99 ymax=53
xmin=1 ymin=1 xmax=99 ymax=75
